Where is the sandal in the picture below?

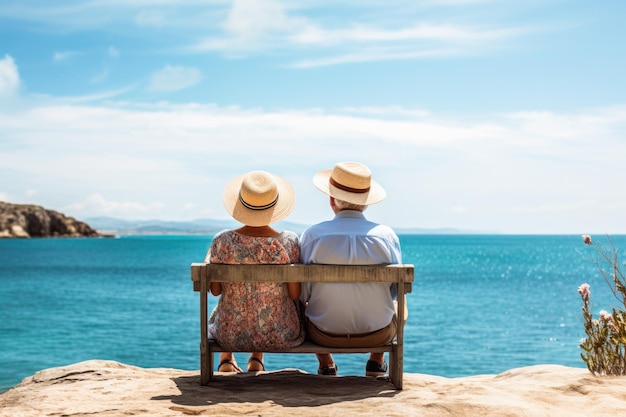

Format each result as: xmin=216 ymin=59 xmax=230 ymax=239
xmin=247 ymin=357 xmax=265 ymax=372
xmin=317 ymin=364 xmax=338 ymax=376
xmin=217 ymin=359 xmax=243 ymax=373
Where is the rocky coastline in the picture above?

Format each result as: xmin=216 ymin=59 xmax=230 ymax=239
xmin=1 ymin=360 xmax=626 ymax=416
xmin=0 ymin=201 xmax=100 ymax=238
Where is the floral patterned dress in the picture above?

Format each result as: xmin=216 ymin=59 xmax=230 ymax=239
xmin=207 ymin=230 xmax=305 ymax=351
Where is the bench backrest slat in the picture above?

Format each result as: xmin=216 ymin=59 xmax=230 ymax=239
xmin=191 ymin=263 xmax=414 ymax=287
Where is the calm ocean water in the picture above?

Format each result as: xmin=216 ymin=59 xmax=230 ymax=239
xmin=1 ymin=234 xmax=624 ymax=393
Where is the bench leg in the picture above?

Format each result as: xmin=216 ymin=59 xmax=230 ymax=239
xmin=200 ymin=339 xmax=210 ymax=385
xmin=200 ymin=276 xmax=211 ymax=385
xmin=209 ymin=343 xmax=214 ymax=382
xmin=388 ymin=343 xmax=395 ymax=386
xmin=388 ymin=342 xmax=402 ymax=389
xmin=391 ymin=280 xmax=406 ymax=390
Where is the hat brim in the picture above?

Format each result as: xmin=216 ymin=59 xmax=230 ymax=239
xmin=313 ymin=169 xmax=386 ymax=205
xmin=223 ymin=173 xmax=295 ymax=227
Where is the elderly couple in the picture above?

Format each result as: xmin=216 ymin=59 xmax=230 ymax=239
xmin=205 ymin=161 xmax=402 ymax=377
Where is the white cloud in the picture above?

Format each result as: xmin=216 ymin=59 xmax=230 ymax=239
xmin=287 ymin=22 xmax=527 ymax=67
xmin=339 ymin=106 xmax=431 ymax=118
xmin=53 ymin=51 xmax=79 ymax=62
xmin=1 ymin=1 xmax=537 ymax=67
xmin=85 ymin=47 xmax=120 ymax=84
xmin=0 ymin=55 xmax=20 ymax=98
xmin=290 ymin=47 xmax=463 ymax=68
xmin=291 ymin=23 xmax=524 ymax=45
xmin=190 ymin=2 xmax=531 ymax=67
xmin=147 ymin=65 xmax=203 ymax=92
xmin=447 ymin=206 xmax=469 ymax=214
xmin=420 ymin=0 xmax=497 ymax=6
xmin=134 ymin=9 xmax=166 ymax=28
xmin=223 ymin=0 xmax=298 ymax=39
xmin=64 ymin=193 xmax=166 ymax=219
xmin=53 ymin=84 xmax=137 ymax=103
xmin=90 ymin=66 xmax=110 ymax=84
xmin=1 ymin=98 xmax=626 ymax=232
xmin=108 ymin=46 xmax=120 ymax=58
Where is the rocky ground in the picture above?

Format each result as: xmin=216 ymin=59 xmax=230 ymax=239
xmin=1 ymin=360 xmax=626 ymax=416
xmin=0 ymin=201 xmax=99 ymax=238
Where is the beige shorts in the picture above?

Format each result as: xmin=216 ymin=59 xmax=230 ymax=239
xmin=306 ymin=315 xmax=397 ymax=348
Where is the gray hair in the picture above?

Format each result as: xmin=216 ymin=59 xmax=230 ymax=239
xmin=333 ymin=198 xmax=367 ymax=212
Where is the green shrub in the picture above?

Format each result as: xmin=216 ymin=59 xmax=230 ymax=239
xmin=578 ymin=235 xmax=626 ymax=375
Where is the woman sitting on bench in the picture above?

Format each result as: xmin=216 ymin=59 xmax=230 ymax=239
xmin=205 ymin=170 xmax=305 ymax=373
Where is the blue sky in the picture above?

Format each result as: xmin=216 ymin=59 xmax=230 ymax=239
xmin=1 ymin=0 xmax=625 ymax=234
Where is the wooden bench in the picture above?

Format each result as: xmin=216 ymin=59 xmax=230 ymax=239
xmin=191 ymin=263 xmax=414 ymax=389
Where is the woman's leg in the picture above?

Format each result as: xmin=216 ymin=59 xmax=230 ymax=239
xmin=247 ymin=352 xmax=265 ymax=371
xmin=217 ymin=352 xmax=242 ymax=372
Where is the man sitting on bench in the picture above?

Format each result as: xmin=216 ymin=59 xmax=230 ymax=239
xmin=300 ymin=161 xmax=403 ymax=377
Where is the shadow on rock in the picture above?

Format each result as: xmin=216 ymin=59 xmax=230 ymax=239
xmin=152 ymin=369 xmax=400 ymax=408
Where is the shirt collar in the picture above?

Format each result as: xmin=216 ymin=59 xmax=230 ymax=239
xmin=334 ymin=210 xmax=366 ymax=220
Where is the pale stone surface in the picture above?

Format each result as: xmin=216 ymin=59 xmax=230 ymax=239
xmin=2 ymin=360 xmax=626 ymax=416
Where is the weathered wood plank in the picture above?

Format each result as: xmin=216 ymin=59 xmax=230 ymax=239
xmin=191 ymin=263 xmax=414 ymax=284
xmin=193 ymin=280 xmax=411 ymax=293
xmin=208 ymin=339 xmax=394 ymax=354
xmin=200 ymin=272 xmax=210 ymax=385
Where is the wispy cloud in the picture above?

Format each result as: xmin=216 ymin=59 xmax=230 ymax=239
xmin=53 ymin=51 xmax=79 ymax=62
xmin=1 ymin=1 xmax=536 ymax=68
xmin=338 ymin=106 xmax=431 ymax=118
xmin=3 ymin=100 xmax=623 ymax=161
xmin=290 ymin=47 xmax=463 ymax=68
xmin=108 ymin=46 xmax=120 ymax=58
xmin=186 ymin=1 xmax=532 ymax=66
xmin=0 ymin=0 xmax=221 ymax=28
xmin=46 ymin=84 xmax=137 ymax=103
xmin=0 ymin=54 xmax=20 ymax=98
xmin=1 ymin=93 xmax=625 ymax=232
xmin=90 ymin=67 xmax=110 ymax=84
xmin=222 ymin=0 xmax=302 ymax=41
xmin=2 ymin=1 xmax=623 ymax=233
xmin=290 ymin=23 xmax=524 ymax=44
xmin=134 ymin=9 xmax=167 ymax=28
xmin=64 ymin=193 xmax=166 ymax=219
xmin=147 ymin=65 xmax=203 ymax=92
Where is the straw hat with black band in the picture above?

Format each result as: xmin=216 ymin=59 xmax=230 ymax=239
xmin=223 ymin=171 xmax=295 ymax=227
xmin=312 ymin=161 xmax=386 ymax=206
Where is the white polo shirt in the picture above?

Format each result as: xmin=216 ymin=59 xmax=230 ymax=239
xmin=299 ymin=210 xmax=402 ymax=334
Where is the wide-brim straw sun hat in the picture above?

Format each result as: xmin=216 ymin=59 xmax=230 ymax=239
xmin=312 ymin=161 xmax=386 ymax=205
xmin=223 ymin=171 xmax=295 ymax=227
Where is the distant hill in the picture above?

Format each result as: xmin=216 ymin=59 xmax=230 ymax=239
xmin=394 ymin=227 xmax=490 ymax=235
xmin=85 ymin=216 xmax=240 ymax=234
xmin=85 ymin=216 xmax=480 ymax=235
xmin=85 ymin=217 xmax=312 ymax=235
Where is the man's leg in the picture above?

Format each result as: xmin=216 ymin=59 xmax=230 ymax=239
xmin=369 ymin=352 xmax=385 ymax=364
xmin=363 ymin=316 xmax=397 ymax=376
xmin=366 ymin=352 xmax=388 ymax=377
xmin=306 ymin=319 xmax=339 ymax=375
xmin=316 ymin=353 xmax=338 ymax=375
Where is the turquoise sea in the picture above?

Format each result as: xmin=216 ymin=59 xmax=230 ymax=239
xmin=1 ymin=234 xmax=624 ymax=393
